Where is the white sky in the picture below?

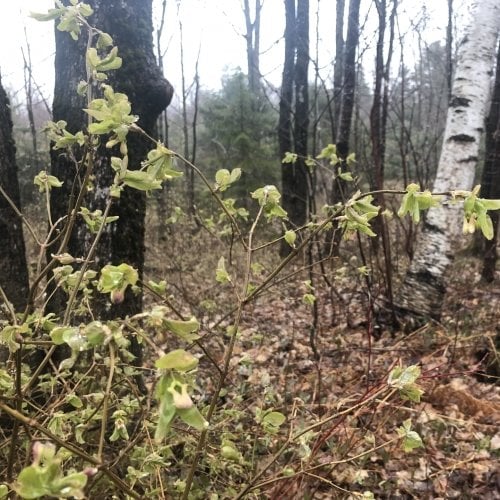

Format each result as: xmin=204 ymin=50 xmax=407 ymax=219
xmin=0 ymin=0 xmax=468 ymax=105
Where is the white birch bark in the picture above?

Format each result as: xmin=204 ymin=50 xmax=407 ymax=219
xmin=398 ymin=0 xmax=500 ymax=319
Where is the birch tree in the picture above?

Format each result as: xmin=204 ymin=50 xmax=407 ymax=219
xmin=398 ymin=0 xmax=500 ymax=319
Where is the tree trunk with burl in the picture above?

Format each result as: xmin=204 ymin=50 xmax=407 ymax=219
xmin=48 ymin=1 xmax=173 ymax=331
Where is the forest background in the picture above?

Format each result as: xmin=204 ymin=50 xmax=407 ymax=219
xmin=0 ymin=0 xmax=499 ymax=498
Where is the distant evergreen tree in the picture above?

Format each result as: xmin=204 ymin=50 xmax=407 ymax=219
xmin=199 ymin=71 xmax=279 ymax=200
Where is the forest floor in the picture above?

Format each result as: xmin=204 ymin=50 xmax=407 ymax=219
xmin=145 ymin=215 xmax=500 ymax=499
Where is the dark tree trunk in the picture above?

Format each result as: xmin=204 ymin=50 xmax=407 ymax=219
xmin=329 ymin=0 xmax=361 ymax=211
xmin=48 ymin=0 xmax=173 ymax=322
xmin=481 ymin=42 xmax=500 ymax=282
xmin=0 ymin=73 xmax=30 ymax=313
xmin=336 ymin=0 xmax=360 ymax=147
xmin=370 ymin=0 xmax=386 ymax=194
xmin=292 ymin=0 xmax=310 ymax=221
xmin=333 ymin=0 xmax=345 ymax=140
xmin=279 ymin=0 xmax=297 ymax=232
xmin=369 ymin=0 xmax=397 ymax=324
xmin=281 ymin=0 xmax=309 ymax=234
xmin=278 ymin=0 xmax=296 ymax=164
xmin=323 ymin=0 xmax=361 ymax=257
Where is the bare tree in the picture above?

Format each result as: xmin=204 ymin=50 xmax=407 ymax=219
xmin=398 ymin=0 xmax=500 ymax=319
xmin=243 ymin=0 xmax=263 ymax=93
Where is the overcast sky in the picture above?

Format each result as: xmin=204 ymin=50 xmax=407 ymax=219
xmin=0 ymin=0 xmax=468 ymax=106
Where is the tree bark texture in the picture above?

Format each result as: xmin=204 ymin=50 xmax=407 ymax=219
xmin=281 ymin=0 xmax=309 ymax=231
xmin=278 ymin=0 xmax=295 ymax=172
xmin=333 ymin=0 xmax=345 ymax=140
xmin=398 ymin=0 xmax=500 ymax=319
xmin=48 ymin=0 xmax=173 ymax=319
xmin=481 ymin=42 xmax=500 ymax=282
xmin=336 ymin=0 xmax=360 ymax=148
xmin=0 ymin=73 xmax=30 ymax=313
xmin=329 ymin=0 xmax=361 ymax=210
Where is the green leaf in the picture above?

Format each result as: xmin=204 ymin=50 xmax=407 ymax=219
xmin=97 ymin=32 xmax=113 ymax=49
xmin=215 ymin=168 xmax=230 ymax=187
xmin=86 ymin=47 xmax=101 ymax=69
xmin=34 ymin=171 xmax=64 ymax=192
xmin=163 ymin=317 xmax=200 ymax=342
xmin=63 ymin=328 xmax=87 ymax=352
xmin=148 ymin=279 xmax=167 ymax=294
xmin=155 ymin=386 xmax=176 ymax=441
xmin=400 ymin=384 xmax=424 ymax=403
xmin=88 ymin=120 xmax=115 ymax=135
xmin=155 ymin=349 xmax=198 ymax=371
xmin=346 ymin=152 xmax=356 ymax=165
xmin=339 ymin=171 xmax=354 ymax=181
xmin=0 ymin=484 xmax=8 ymax=498
xmin=215 ymin=168 xmax=241 ymax=192
xmin=0 ymin=324 xmax=30 ymax=353
xmin=50 ymin=326 xmax=76 ymax=346
xmin=155 ymin=407 xmax=175 ymax=442
xmin=480 ymin=198 xmax=500 ymax=210
xmin=415 ymin=190 xmax=442 ymax=210
xmin=143 ymin=144 xmax=182 ymax=181
xmin=79 ymin=207 xmax=118 ymax=233
xmin=66 ymin=395 xmax=83 ymax=408
xmin=263 ymin=411 xmax=286 ymax=427
xmin=84 ymin=321 xmax=109 ymax=347
xmin=251 ymin=185 xmax=288 ymax=220
xmin=13 ymin=466 xmax=48 ymax=499
xmin=221 ymin=443 xmax=243 ymax=462
xmin=388 ymin=365 xmax=424 ymax=402
xmin=215 ymin=257 xmax=231 ymax=283
xmin=30 ymin=9 xmax=64 ymax=22
xmin=397 ymin=419 xmax=423 ymax=452
xmin=177 ymin=405 xmax=208 ymax=431
xmin=316 ymin=144 xmax=337 ymax=161
xmin=282 ymin=152 xmax=298 ymax=164
xmin=122 ymin=170 xmax=162 ymax=192
xmin=388 ymin=365 xmax=421 ymax=388
xmin=284 ymin=229 xmax=296 ymax=247
xmin=96 ymin=47 xmax=122 ymax=71
xmin=302 ymin=293 xmax=316 ymax=306
xmin=229 ymin=167 xmax=242 ymax=183
xmin=78 ymin=3 xmax=94 ymax=18
xmin=478 ymin=211 xmax=494 ymax=240
xmin=98 ymin=263 xmax=138 ymax=301
xmin=261 ymin=410 xmax=286 ymax=435
xmin=109 ymin=418 xmax=129 ymax=442
xmin=76 ymin=80 xmax=88 ymax=96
